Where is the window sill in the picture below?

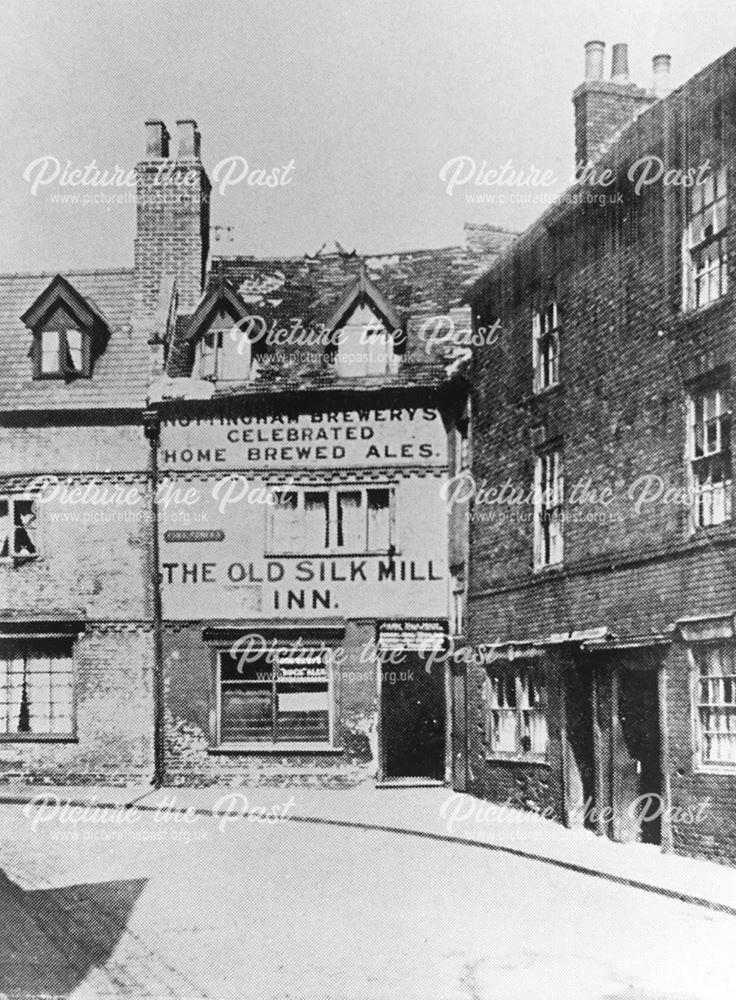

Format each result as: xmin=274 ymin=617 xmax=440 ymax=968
xmin=531 ymin=382 xmax=563 ymax=399
xmin=265 ymin=550 xmax=396 ymax=559
xmin=484 ymin=752 xmax=549 ymax=766
xmin=532 ymin=562 xmax=564 ymax=576
xmin=692 ymin=761 xmax=736 ymax=776
xmin=209 ymin=743 xmax=344 ymax=755
xmin=0 ymin=735 xmax=78 ymax=744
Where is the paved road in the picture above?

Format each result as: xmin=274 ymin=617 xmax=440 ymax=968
xmin=0 ymin=799 xmax=733 ymax=999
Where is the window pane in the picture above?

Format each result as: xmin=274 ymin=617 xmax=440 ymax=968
xmin=67 ymin=329 xmax=83 ymax=372
xmin=304 ymin=492 xmax=329 ymax=550
xmin=13 ymin=499 xmax=37 ymax=558
xmin=272 ymin=491 xmax=299 ymax=551
xmin=367 ymin=489 xmax=390 ymax=550
xmin=337 ymin=491 xmax=363 ymax=549
xmin=41 ymin=330 xmax=61 ymax=373
xmin=221 ymin=685 xmax=272 ymax=743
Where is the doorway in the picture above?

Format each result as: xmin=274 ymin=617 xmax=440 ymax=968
xmin=380 ymin=649 xmax=446 ymax=781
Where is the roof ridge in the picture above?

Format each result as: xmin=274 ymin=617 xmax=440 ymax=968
xmin=0 ymin=266 xmax=133 ymax=281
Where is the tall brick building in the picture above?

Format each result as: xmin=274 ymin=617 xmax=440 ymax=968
xmin=0 ymin=116 xmax=513 ymax=787
xmin=466 ymin=43 xmax=736 ymax=863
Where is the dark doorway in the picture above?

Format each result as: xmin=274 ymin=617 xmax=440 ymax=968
xmin=613 ymin=667 xmax=662 ymax=844
xmin=381 ymin=650 xmax=446 ymax=780
xmin=564 ymin=659 xmax=597 ymax=830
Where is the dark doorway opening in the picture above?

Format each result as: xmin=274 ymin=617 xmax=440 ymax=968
xmin=381 ymin=650 xmax=445 ymax=780
xmin=614 ymin=667 xmax=662 ymax=845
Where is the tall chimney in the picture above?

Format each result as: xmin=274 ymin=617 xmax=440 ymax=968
xmin=134 ymin=119 xmax=211 ymax=318
xmin=652 ymin=54 xmax=672 ymax=98
xmin=611 ymin=43 xmax=629 ymax=84
xmin=573 ymin=41 xmax=655 ymax=171
xmin=584 ymin=40 xmax=605 ymax=81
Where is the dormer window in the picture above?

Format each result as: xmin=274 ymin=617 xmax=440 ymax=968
xmin=335 ymin=306 xmax=399 ymax=378
xmin=21 ymin=275 xmax=105 ymax=381
xmin=326 ymin=268 xmax=404 ymax=380
xmin=197 ymin=323 xmax=252 ymax=382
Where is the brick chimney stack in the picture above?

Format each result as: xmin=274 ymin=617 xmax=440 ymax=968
xmin=134 ymin=118 xmax=211 ymax=320
xmin=573 ymin=42 xmax=654 ymax=173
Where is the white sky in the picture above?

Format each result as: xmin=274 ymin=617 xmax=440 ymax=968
xmin=0 ymin=0 xmax=732 ymax=272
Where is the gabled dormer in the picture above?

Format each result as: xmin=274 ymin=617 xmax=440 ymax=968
xmin=180 ymin=279 xmax=258 ymax=382
xmin=21 ymin=275 xmax=109 ymax=380
xmin=325 ymin=267 xmax=404 ymax=377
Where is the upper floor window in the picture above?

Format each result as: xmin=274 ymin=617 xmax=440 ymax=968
xmin=269 ymin=485 xmax=393 ymax=554
xmin=532 ymin=303 xmax=560 ymax=392
xmin=534 ymin=448 xmax=563 ymax=568
xmin=484 ymin=664 xmax=548 ymax=758
xmin=334 ymin=306 xmax=399 ymax=378
xmin=37 ymin=328 xmax=88 ymax=378
xmin=685 ymin=166 xmax=728 ymax=310
xmin=692 ymin=644 xmax=736 ymax=768
xmin=0 ymin=496 xmax=37 ymax=560
xmin=688 ymin=388 xmax=732 ymax=529
xmin=198 ymin=324 xmax=253 ymax=382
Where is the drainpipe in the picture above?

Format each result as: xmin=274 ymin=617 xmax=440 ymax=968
xmin=143 ymin=407 xmax=165 ymax=787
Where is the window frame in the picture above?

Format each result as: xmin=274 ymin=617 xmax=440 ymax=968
xmin=34 ymin=327 xmax=91 ymax=380
xmin=333 ymin=312 xmax=400 ymax=378
xmin=267 ymin=484 xmax=395 ymax=555
xmin=687 ymin=387 xmax=732 ymax=531
xmin=483 ymin=662 xmax=549 ymax=763
xmin=0 ymin=641 xmax=77 ymax=742
xmin=684 ymin=166 xmax=728 ymax=311
xmin=213 ymin=644 xmax=335 ymax=751
xmin=197 ymin=324 xmax=253 ymax=382
xmin=532 ymin=302 xmax=561 ymax=393
xmin=0 ymin=494 xmax=39 ymax=563
xmin=690 ymin=643 xmax=736 ymax=773
xmin=533 ymin=447 xmax=564 ymax=569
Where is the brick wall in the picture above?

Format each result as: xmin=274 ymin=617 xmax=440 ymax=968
xmin=467 ymin=48 xmax=736 ymax=863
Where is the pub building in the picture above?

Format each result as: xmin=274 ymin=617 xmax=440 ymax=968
xmin=138 ymin=120 xmax=515 ymax=786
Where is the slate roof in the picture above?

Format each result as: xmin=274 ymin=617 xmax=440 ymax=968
xmin=0 ymin=268 xmax=146 ymax=412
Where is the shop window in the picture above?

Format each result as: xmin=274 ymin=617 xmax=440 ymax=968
xmin=484 ymin=664 xmax=548 ymax=758
xmin=532 ymin=302 xmax=560 ymax=392
xmin=0 ymin=496 xmax=38 ymax=561
xmin=688 ymin=387 xmax=732 ymax=529
xmin=693 ymin=644 xmax=736 ymax=767
xmin=269 ymin=486 xmax=392 ymax=553
xmin=684 ymin=166 xmax=728 ymax=310
xmin=217 ymin=646 xmax=332 ymax=746
xmin=534 ymin=447 xmax=563 ymax=568
xmin=0 ymin=645 xmax=74 ymax=738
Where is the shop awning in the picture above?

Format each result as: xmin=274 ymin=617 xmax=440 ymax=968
xmin=202 ymin=618 xmax=346 ymax=642
xmin=0 ymin=610 xmax=86 ymax=640
xmin=581 ymin=633 xmax=671 ymax=651
xmin=674 ymin=613 xmax=735 ymax=643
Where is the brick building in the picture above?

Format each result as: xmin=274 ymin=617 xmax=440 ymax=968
xmin=0 ymin=116 xmax=514 ymax=787
xmin=465 ymin=43 xmax=736 ymax=863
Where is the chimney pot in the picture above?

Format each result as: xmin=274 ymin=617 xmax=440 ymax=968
xmin=584 ymin=40 xmax=605 ymax=82
xmin=175 ymin=119 xmax=201 ymax=159
xmin=611 ymin=43 xmax=629 ymax=84
xmin=144 ymin=119 xmax=169 ymax=158
xmin=652 ymin=53 xmax=672 ymax=98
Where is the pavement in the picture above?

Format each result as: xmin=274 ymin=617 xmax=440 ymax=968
xmin=2 ymin=781 xmax=736 ymax=916
xmin=1 ymin=784 xmax=736 ymax=999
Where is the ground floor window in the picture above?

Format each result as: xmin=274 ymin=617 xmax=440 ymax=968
xmin=0 ymin=643 xmax=74 ymax=737
xmin=693 ymin=644 xmax=736 ymax=766
xmin=484 ymin=663 xmax=548 ymax=757
xmin=217 ymin=645 xmax=332 ymax=746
